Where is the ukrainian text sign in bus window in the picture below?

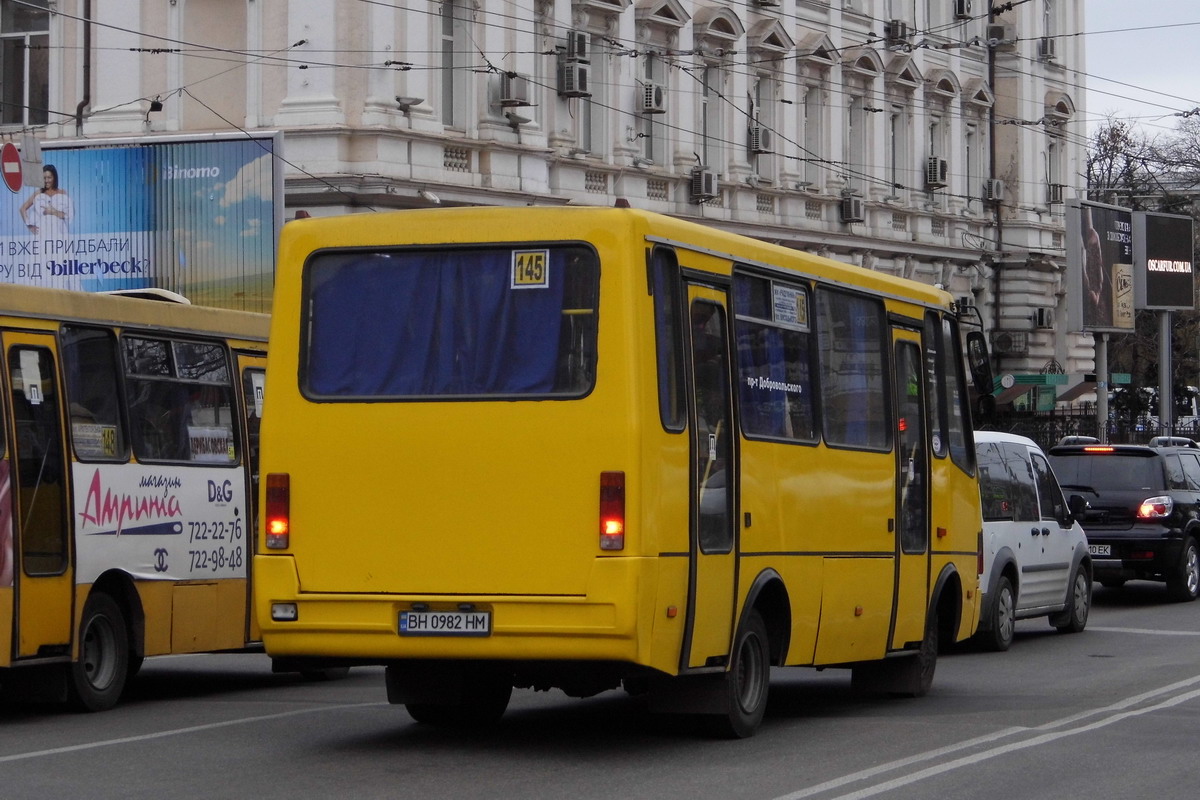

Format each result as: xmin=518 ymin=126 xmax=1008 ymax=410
xmin=816 ymin=289 xmax=889 ymax=450
xmin=62 ymin=326 xmax=129 ymax=462
xmin=733 ymin=272 xmax=816 ymax=442
xmin=302 ymin=245 xmax=599 ymax=398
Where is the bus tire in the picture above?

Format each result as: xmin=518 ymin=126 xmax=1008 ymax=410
xmin=69 ymin=592 xmax=129 ymax=712
xmin=404 ymin=671 xmax=512 ymax=727
xmin=707 ymin=609 xmax=770 ymax=739
xmin=906 ymin=610 xmax=939 ymax=698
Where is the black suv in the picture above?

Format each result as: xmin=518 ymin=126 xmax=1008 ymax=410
xmin=1047 ymin=443 xmax=1200 ymax=601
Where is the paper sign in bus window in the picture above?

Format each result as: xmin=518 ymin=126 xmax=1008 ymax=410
xmin=772 ymin=285 xmax=808 ymax=329
xmin=19 ymin=350 xmax=43 ymax=404
xmin=512 ymin=249 xmax=550 ymax=289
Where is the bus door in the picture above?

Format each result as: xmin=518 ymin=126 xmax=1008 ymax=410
xmin=683 ymin=286 xmax=738 ymax=669
xmin=2 ymin=332 xmax=73 ymax=659
xmin=890 ymin=329 xmax=930 ymax=649
xmin=238 ymin=355 xmax=266 ymax=642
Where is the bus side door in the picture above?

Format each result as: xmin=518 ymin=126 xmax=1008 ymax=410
xmin=238 ymin=356 xmax=266 ymax=642
xmin=2 ymin=333 xmax=74 ymax=659
xmin=683 ymin=286 xmax=738 ymax=669
xmin=890 ymin=329 xmax=931 ymax=649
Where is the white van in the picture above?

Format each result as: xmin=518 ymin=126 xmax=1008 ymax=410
xmin=973 ymin=431 xmax=1093 ymax=650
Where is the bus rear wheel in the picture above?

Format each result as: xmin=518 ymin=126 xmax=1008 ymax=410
xmin=707 ymin=610 xmax=770 ymax=739
xmin=69 ymin=592 xmax=129 ymax=712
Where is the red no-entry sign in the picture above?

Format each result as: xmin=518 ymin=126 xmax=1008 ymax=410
xmin=1 ymin=142 xmax=21 ymax=193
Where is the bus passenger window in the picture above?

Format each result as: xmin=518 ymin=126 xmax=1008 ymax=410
xmin=733 ymin=273 xmax=816 ymax=442
xmin=123 ymin=336 xmax=236 ymax=464
xmin=816 ymin=289 xmax=888 ymax=450
xmin=62 ymin=326 xmax=128 ymax=461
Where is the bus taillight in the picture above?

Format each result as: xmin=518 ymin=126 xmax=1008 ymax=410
xmin=265 ymin=473 xmax=291 ymax=549
xmin=599 ymin=471 xmax=625 ymax=551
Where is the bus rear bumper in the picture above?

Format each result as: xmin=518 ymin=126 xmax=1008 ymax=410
xmin=253 ymin=555 xmax=646 ymax=664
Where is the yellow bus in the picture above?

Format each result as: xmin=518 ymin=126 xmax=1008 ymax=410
xmin=256 ymin=207 xmax=986 ymax=737
xmin=0 ymin=285 xmax=268 ymax=710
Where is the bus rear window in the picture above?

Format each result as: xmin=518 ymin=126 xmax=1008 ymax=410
xmin=303 ymin=246 xmax=599 ymax=398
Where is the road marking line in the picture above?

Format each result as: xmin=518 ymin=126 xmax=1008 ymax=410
xmin=1087 ymin=626 xmax=1200 ymax=636
xmin=773 ymin=673 xmax=1200 ymax=800
xmin=821 ymin=687 xmax=1200 ymax=800
xmin=0 ymin=702 xmax=386 ymax=764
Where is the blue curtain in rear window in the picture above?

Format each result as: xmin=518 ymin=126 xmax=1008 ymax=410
xmin=307 ymin=250 xmax=568 ymax=396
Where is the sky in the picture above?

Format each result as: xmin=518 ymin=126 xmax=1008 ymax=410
xmin=1085 ymin=1 xmax=1200 ymax=134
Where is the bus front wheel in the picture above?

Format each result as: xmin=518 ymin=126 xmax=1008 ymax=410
xmin=707 ymin=609 xmax=770 ymax=739
xmin=69 ymin=592 xmax=130 ymax=712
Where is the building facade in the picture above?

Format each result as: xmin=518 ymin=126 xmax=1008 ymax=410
xmin=14 ymin=0 xmax=1093 ymax=389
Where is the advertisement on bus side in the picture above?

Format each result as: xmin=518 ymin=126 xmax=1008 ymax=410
xmin=72 ymin=463 xmax=249 ymax=584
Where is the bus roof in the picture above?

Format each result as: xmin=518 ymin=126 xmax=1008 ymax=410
xmin=0 ymin=283 xmax=269 ymax=342
xmin=280 ymin=206 xmax=953 ymax=310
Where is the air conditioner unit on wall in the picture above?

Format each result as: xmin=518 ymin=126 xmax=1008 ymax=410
xmin=690 ymin=167 xmax=718 ymax=202
xmin=926 ymin=156 xmax=948 ymax=189
xmin=1038 ymin=37 xmax=1057 ymax=60
xmin=748 ymin=126 xmax=773 ymax=155
xmin=564 ymin=30 xmax=589 ymax=62
xmin=991 ymin=330 xmax=1028 ymax=356
xmin=987 ymin=23 xmax=1016 ymax=50
xmin=641 ymin=82 xmax=667 ymax=114
xmin=840 ymin=195 xmax=865 ymax=224
xmin=1048 ymin=182 xmax=1065 ymax=205
xmin=1034 ymin=308 xmax=1055 ymax=329
xmin=499 ymin=72 xmax=532 ymax=107
xmin=954 ymin=0 xmax=972 ymax=20
xmin=984 ymin=178 xmax=1005 ymax=203
xmin=557 ymin=60 xmax=591 ymax=98
xmin=884 ymin=20 xmax=909 ymax=45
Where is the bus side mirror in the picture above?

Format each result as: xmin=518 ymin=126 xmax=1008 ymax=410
xmin=965 ymin=331 xmax=993 ymax=394
xmin=964 ymin=331 xmax=995 ymax=425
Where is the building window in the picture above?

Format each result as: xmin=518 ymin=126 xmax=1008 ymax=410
xmin=888 ymin=106 xmax=908 ymax=198
xmin=700 ymin=64 xmax=724 ymax=170
xmin=440 ymin=0 xmax=471 ymax=128
xmin=1047 ymin=133 xmax=1063 ymax=202
xmin=639 ymin=52 xmax=666 ymax=165
xmin=579 ymin=33 xmax=605 ymax=154
xmin=1 ymin=0 xmax=48 ymax=127
xmin=965 ymin=124 xmax=977 ymax=212
xmin=846 ymin=96 xmax=866 ymax=194
xmin=1043 ymin=0 xmax=1057 ymax=38
xmin=802 ymin=85 xmax=823 ymax=188
xmin=750 ymin=74 xmax=775 ymax=182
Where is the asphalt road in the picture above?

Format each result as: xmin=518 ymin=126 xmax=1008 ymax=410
xmin=1 ymin=580 xmax=1198 ymax=800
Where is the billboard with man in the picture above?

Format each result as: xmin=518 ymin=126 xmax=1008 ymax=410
xmin=1066 ymin=199 xmax=1135 ymax=332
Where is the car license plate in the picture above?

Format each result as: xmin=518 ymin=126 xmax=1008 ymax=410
xmin=1088 ymin=544 xmax=1111 ymax=556
xmin=399 ymin=610 xmax=491 ymax=636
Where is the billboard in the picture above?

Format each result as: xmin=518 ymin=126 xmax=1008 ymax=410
xmin=1066 ymin=199 xmax=1135 ymax=333
xmin=0 ymin=132 xmax=282 ymax=312
xmin=1134 ymin=211 xmax=1196 ymax=312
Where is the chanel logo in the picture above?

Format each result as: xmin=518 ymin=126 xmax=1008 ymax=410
xmin=154 ymin=548 xmax=169 ymax=573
